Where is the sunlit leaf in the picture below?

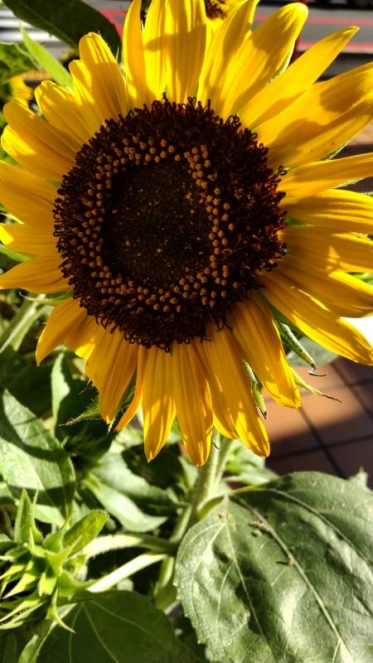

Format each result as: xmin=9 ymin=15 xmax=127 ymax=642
xmin=225 ymin=440 xmax=278 ymax=486
xmin=20 ymin=28 xmax=72 ymax=87
xmin=176 ymin=472 xmax=373 ymax=663
xmin=63 ymin=511 xmax=108 ymax=556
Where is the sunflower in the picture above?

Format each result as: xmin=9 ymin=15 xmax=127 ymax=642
xmin=0 ymin=75 xmax=33 ymax=113
xmin=1 ymin=0 xmax=373 ymax=466
xmin=204 ymin=0 xmax=246 ymax=23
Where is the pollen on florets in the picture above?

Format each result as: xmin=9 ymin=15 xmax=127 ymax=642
xmin=54 ymin=97 xmax=286 ymax=350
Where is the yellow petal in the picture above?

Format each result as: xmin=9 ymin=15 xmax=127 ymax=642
xmin=37 ymin=298 xmax=97 ymax=363
xmin=231 ymin=297 xmax=300 ymax=407
xmin=0 ymin=255 xmax=67 ymax=294
xmin=165 ymin=0 xmax=206 ymax=103
xmin=283 ymin=153 xmax=373 ymax=202
xmin=2 ymin=102 xmax=75 ymax=180
xmin=261 ymin=273 xmax=373 ymax=364
xmin=0 ymin=223 xmax=56 ymax=255
xmin=241 ymin=26 xmax=358 ymax=128
xmin=142 ymin=347 xmax=176 ymax=461
xmin=69 ymin=33 xmax=128 ymax=128
xmin=172 ymin=343 xmax=212 ymax=466
xmin=196 ymin=328 xmax=270 ymax=456
xmin=198 ymin=0 xmax=261 ymax=108
xmin=277 ymin=261 xmax=373 ymax=317
xmin=285 ymin=189 xmax=373 ymax=234
xmin=123 ymin=0 xmax=150 ymax=108
xmin=260 ymin=63 xmax=373 ymax=168
xmin=35 ymin=81 xmax=93 ymax=147
xmin=284 ymin=226 xmax=373 ymax=273
xmin=0 ymin=162 xmax=55 ymax=230
xmin=143 ymin=0 xmax=168 ymax=99
xmin=86 ymin=326 xmax=138 ymax=422
xmin=116 ymin=346 xmax=148 ymax=430
xmin=208 ymin=3 xmax=308 ymax=118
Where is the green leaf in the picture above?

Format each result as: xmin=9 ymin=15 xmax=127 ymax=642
xmin=17 ymin=620 xmax=54 ymax=663
xmin=51 ymin=352 xmax=113 ymax=463
xmin=176 ymin=472 xmax=373 ymax=663
xmin=13 ymin=490 xmax=42 ymax=545
xmin=92 ymin=452 xmax=178 ymax=514
xmin=20 ymin=28 xmax=72 ymax=87
xmin=3 ymin=0 xmax=122 ymax=55
xmin=225 ymin=440 xmax=278 ymax=486
xmin=86 ymin=474 xmax=168 ymax=533
xmin=39 ymin=591 xmax=200 ymax=663
xmin=0 ymin=346 xmax=52 ymax=418
xmin=0 ymin=43 xmax=34 ymax=86
xmin=0 ymin=631 xmax=21 ymax=663
xmin=62 ymin=510 xmax=108 ymax=556
xmin=0 ymin=389 xmax=75 ymax=524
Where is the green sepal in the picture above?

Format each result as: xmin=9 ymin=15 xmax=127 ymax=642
xmin=0 ymin=498 xmax=104 ymax=629
xmin=38 ymin=569 xmax=58 ymax=598
xmin=278 ymin=322 xmax=316 ymax=368
xmin=290 ymin=366 xmax=340 ymax=401
xmin=56 ymin=570 xmax=92 ymax=598
xmin=0 ymin=244 xmax=31 ymax=263
xmin=65 ymin=396 xmax=101 ymax=424
xmin=243 ymin=361 xmax=266 ymax=417
xmin=62 ymin=510 xmax=108 ymax=556
xmin=13 ymin=491 xmax=43 ymax=546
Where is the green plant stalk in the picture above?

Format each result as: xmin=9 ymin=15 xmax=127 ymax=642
xmin=83 ymin=533 xmax=177 ymax=558
xmin=88 ymin=552 xmax=166 ymax=593
xmin=154 ymin=432 xmax=234 ymax=609
xmin=186 ymin=429 xmax=226 ymax=526
xmin=0 ymin=297 xmax=47 ymax=353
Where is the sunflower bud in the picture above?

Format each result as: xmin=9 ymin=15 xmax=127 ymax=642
xmin=0 ymin=491 xmax=107 ymax=629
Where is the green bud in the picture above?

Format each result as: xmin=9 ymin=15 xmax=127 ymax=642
xmin=0 ymin=491 xmax=108 ymax=629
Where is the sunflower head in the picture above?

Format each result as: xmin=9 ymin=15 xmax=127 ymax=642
xmin=54 ymin=96 xmax=286 ymax=351
xmin=0 ymin=0 xmax=373 ymax=466
xmin=0 ymin=75 xmax=32 ymax=108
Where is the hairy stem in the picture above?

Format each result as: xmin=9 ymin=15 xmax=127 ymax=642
xmin=0 ymin=297 xmax=47 ymax=354
xmin=154 ymin=431 xmax=233 ymax=609
xmin=84 ymin=533 xmax=177 ymax=558
xmin=89 ymin=553 xmax=166 ymax=593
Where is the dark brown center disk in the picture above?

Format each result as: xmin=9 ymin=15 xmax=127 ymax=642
xmin=54 ymin=98 xmax=286 ymax=350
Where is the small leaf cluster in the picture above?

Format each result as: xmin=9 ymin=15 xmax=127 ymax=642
xmin=0 ymin=491 xmax=107 ymax=630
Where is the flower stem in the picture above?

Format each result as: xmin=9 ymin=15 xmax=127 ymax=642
xmin=186 ymin=429 xmax=224 ymax=526
xmin=88 ymin=553 xmax=166 ymax=593
xmin=0 ymin=297 xmax=46 ymax=354
xmin=154 ymin=431 xmax=233 ymax=609
xmin=84 ymin=533 xmax=177 ymax=559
